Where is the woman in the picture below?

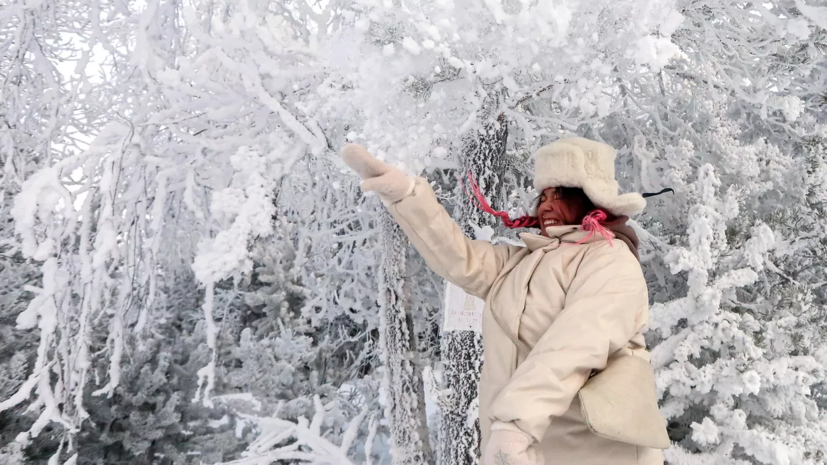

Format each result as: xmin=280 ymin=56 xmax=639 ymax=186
xmin=341 ymin=137 xmax=665 ymax=465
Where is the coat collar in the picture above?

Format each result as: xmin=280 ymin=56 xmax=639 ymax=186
xmin=518 ymin=225 xmax=604 ymax=252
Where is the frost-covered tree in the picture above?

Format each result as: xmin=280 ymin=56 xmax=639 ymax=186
xmin=0 ymin=1 xmax=118 ymax=462
xmin=167 ymin=3 xmax=433 ymax=461
xmin=320 ymin=0 xmax=685 ymax=460
xmin=5 ymin=0 xmax=827 ymax=464
xmin=217 ymin=395 xmax=376 ymax=465
xmin=596 ymin=2 xmax=827 ymax=462
xmin=434 ymin=115 xmax=509 ymax=465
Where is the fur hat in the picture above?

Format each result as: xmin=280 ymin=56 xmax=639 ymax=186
xmin=533 ymin=137 xmax=646 ymax=217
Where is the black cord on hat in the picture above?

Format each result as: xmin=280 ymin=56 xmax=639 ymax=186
xmin=642 ymin=188 xmax=675 ymax=198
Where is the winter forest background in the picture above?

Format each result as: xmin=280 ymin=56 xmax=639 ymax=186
xmin=3 ymin=0 xmax=827 ymax=464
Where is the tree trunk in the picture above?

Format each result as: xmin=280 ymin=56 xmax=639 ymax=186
xmin=438 ymin=331 xmax=483 ymax=465
xmin=438 ymin=115 xmax=509 ymax=465
xmin=378 ymin=211 xmax=434 ymax=465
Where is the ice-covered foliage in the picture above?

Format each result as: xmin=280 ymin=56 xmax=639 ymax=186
xmin=215 ymin=395 xmax=377 ymax=465
xmin=4 ymin=0 xmax=827 ymax=463
xmin=600 ymin=2 xmax=827 ymax=460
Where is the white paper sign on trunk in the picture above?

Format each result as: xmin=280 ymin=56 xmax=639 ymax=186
xmin=443 ymin=281 xmax=484 ymax=332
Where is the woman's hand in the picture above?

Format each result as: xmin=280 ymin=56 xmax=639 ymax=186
xmin=341 ymin=144 xmax=414 ymax=204
xmin=483 ymin=423 xmax=544 ymax=465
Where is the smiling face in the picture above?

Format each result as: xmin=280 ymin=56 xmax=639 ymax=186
xmin=536 ymin=187 xmax=595 ymax=236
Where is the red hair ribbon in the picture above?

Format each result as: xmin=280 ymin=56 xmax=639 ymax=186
xmin=576 ymin=210 xmax=615 ymax=246
xmin=459 ymin=172 xmax=539 ymax=229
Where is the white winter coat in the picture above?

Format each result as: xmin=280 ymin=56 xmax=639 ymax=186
xmin=387 ymin=178 xmax=665 ymax=465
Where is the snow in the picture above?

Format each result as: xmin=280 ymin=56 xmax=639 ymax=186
xmin=794 ymin=0 xmax=827 ymax=30
xmin=5 ymin=0 xmax=827 ymax=463
xmin=192 ymin=147 xmax=277 ymax=284
xmin=634 ymin=35 xmax=681 ymax=71
xmin=690 ymin=417 xmax=720 ymax=446
xmin=772 ymin=95 xmax=804 ymax=122
xmin=742 ymin=370 xmax=762 ymax=395
xmin=401 ymin=37 xmax=421 ymax=55
xmin=209 ymin=415 xmax=231 ymax=428
xmin=785 ymin=18 xmax=810 ymax=39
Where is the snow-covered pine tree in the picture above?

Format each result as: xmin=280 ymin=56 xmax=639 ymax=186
xmin=0 ymin=1 xmax=64 ymax=457
xmin=598 ymin=1 xmax=827 ymax=462
xmin=0 ymin=2 xmax=137 ymax=462
xmin=174 ymin=2 xmax=435 ymax=461
xmin=18 ymin=0 xmax=827 ymax=464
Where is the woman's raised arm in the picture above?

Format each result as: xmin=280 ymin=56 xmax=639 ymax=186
xmin=342 ymin=144 xmax=521 ymax=299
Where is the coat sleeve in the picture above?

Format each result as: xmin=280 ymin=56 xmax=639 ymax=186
xmin=386 ymin=177 xmax=521 ymax=299
xmin=488 ymin=241 xmax=649 ymax=442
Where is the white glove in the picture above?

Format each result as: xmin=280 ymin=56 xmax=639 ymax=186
xmin=483 ymin=422 xmax=544 ymax=465
xmin=340 ymin=144 xmax=415 ymax=205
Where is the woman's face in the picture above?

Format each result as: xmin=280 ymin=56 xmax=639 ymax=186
xmin=536 ymin=187 xmax=592 ymax=236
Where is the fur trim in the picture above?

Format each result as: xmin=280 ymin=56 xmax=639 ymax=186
xmin=533 ymin=137 xmax=646 ymax=217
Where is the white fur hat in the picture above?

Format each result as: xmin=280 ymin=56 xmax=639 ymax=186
xmin=533 ymin=137 xmax=646 ymax=217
